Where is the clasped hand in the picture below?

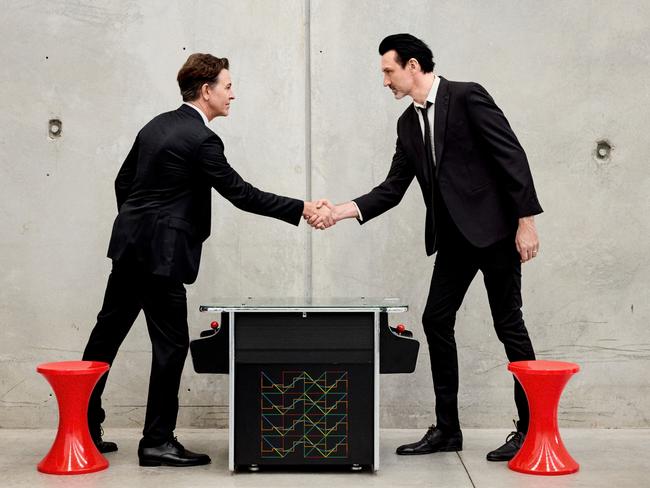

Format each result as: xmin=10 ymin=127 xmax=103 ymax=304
xmin=302 ymin=199 xmax=336 ymax=230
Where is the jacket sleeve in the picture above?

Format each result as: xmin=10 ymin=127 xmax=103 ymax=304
xmin=114 ymin=136 xmax=139 ymax=211
xmin=466 ymin=83 xmax=543 ymax=217
xmin=196 ymin=134 xmax=304 ymax=226
xmin=352 ymin=133 xmax=415 ymax=224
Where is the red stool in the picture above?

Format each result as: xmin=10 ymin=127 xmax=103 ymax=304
xmin=508 ymin=360 xmax=580 ymax=475
xmin=36 ymin=360 xmax=110 ymax=475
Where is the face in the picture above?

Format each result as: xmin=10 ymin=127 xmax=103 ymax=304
xmin=381 ymin=50 xmax=415 ymax=100
xmin=205 ymin=69 xmax=235 ymax=118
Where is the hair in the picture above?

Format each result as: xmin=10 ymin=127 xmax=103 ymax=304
xmin=378 ymin=34 xmax=435 ymax=73
xmin=177 ymin=53 xmax=230 ymax=101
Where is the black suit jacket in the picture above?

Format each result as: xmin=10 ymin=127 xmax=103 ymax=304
xmin=354 ymin=77 xmax=543 ymax=255
xmin=107 ymin=104 xmax=303 ymax=283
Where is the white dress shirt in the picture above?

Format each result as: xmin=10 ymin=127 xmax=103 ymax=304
xmin=413 ymin=74 xmax=441 ymax=165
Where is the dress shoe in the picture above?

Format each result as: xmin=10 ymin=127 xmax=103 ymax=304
xmin=396 ymin=425 xmax=462 ymax=455
xmin=138 ymin=437 xmax=211 ymax=467
xmin=90 ymin=425 xmax=117 ymax=453
xmin=486 ymin=430 xmax=525 ymax=461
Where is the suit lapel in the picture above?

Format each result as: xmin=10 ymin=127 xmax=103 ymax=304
xmin=434 ymin=77 xmax=450 ymax=176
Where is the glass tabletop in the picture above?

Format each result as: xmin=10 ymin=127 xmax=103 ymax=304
xmin=199 ymin=296 xmax=407 ymax=312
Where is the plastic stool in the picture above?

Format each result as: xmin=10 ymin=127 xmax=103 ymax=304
xmin=508 ymin=360 xmax=580 ymax=475
xmin=36 ymin=360 xmax=110 ymax=475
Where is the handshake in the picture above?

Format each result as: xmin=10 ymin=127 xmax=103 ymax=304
xmin=302 ymin=199 xmax=351 ymax=230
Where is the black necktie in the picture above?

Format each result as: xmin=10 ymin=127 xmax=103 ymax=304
xmin=419 ymin=104 xmax=437 ymax=249
xmin=419 ymin=103 xmax=435 ymax=169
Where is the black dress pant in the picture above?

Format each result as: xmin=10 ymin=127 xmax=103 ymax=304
xmin=422 ymin=198 xmax=536 ymax=434
xmin=82 ymin=257 xmax=189 ymax=446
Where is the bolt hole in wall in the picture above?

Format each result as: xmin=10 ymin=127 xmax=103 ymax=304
xmin=595 ymin=139 xmax=612 ymax=160
xmin=48 ymin=119 xmax=62 ymax=139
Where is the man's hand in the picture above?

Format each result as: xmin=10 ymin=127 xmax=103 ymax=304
xmin=303 ymin=201 xmax=316 ymax=219
xmin=515 ymin=216 xmax=539 ymax=263
xmin=308 ymin=200 xmax=361 ymax=229
xmin=303 ymin=200 xmax=335 ymax=229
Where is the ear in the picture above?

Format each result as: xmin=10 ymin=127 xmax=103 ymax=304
xmin=201 ymin=83 xmax=210 ymax=101
xmin=408 ymin=58 xmax=420 ymax=72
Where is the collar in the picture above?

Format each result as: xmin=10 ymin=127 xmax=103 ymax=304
xmin=413 ymin=74 xmax=441 ymax=109
xmin=183 ymin=102 xmax=209 ymax=126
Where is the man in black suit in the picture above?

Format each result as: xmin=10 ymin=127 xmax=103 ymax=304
xmin=82 ymin=53 xmax=330 ymax=466
xmin=310 ymin=34 xmax=541 ymax=461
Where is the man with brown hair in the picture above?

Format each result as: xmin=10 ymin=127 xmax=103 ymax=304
xmin=82 ymin=53 xmax=330 ymax=467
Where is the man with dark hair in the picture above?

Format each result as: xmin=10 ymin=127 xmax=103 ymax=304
xmin=310 ymin=34 xmax=541 ymax=461
xmin=378 ymin=33 xmax=435 ymax=73
xmin=82 ymin=53 xmax=331 ymax=467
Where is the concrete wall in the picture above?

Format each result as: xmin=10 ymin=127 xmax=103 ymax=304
xmin=1 ymin=0 xmax=648 ymax=429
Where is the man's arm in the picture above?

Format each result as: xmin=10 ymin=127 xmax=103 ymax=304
xmin=332 ymin=201 xmax=360 ymax=222
xmin=466 ymin=83 xmax=542 ymax=219
xmin=466 ymin=83 xmax=542 ymax=262
xmin=307 ymin=130 xmax=414 ymax=229
xmin=114 ymin=136 xmax=139 ymax=211
xmin=348 ymin=135 xmax=415 ymax=223
xmin=197 ymin=134 xmax=315 ymax=225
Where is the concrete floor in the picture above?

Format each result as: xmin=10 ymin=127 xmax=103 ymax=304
xmin=1 ymin=428 xmax=648 ymax=487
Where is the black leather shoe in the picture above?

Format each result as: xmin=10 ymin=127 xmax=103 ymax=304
xmin=486 ymin=430 xmax=525 ymax=461
xmin=90 ymin=425 xmax=118 ymax=453
xmin=396 ymin=425 xmax=463 ymax=455
xmin=138 ymin=437 xmax=211 ymax=467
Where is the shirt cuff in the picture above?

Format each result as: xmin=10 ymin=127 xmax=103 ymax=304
xmin=351 ymin=201 xmax=363 ymax=222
